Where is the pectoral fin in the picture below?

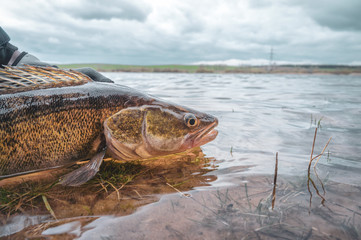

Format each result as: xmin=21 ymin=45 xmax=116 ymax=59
xmin=59 ymin=149 xmax=106 ymax=187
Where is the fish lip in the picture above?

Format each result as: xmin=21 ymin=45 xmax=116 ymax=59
xmin=192 ymin=119 xmax=218 ymax=147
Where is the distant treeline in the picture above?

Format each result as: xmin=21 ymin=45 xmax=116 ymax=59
xmin=58 ymin=63 xmax=361 ymax=74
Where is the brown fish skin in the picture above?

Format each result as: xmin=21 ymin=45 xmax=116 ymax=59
xmin=0 ymin=82 xmax=155 ymax=176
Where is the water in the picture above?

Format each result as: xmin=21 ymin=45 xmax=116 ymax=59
xmin=1 ymin=73 xmax=361 ymax=239
xmin=108 ymin=73 xmax=361 ymax=184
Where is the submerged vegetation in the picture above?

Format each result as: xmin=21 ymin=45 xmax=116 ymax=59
xmin=59 ymin=63 xmax=361 ymax=74
xmin=0 ymin=148 xmax=215 ymax=223
xmin=0 ymin=161 xmax=143 ymax=219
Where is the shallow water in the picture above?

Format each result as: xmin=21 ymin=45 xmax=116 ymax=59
xmin=1 ymin=73 xmax=361 ymax=239
xmin=108 ymin=73 xmax=361 ymax=184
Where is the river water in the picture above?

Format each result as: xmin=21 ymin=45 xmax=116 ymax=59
xmin=1 ymin=73 xmax=361 ymax=239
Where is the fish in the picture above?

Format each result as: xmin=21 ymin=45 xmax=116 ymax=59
xmin=0 ymin=66 xmax=218 ymax=186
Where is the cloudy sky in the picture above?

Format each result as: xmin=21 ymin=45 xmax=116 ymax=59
xmin=1 ymin=0 xmax=360 ymax=65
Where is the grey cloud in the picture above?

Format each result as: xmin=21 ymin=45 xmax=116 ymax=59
xmin=290 ymin=0 xmax=361 ymax=31
xmin=1 ymin=0 xmax=360 ymax=65
xmin=311 ymin=8 xmax=361 ymax=31
xmin=54 ymin=0 xmax=151 ymax=21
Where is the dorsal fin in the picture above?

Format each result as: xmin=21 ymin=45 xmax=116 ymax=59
xmin=0 ymin=65 xmax=93 ymax=94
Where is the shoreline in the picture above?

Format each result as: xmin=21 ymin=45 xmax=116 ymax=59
xmin=58 ymin=63 xmax=361 ymax=75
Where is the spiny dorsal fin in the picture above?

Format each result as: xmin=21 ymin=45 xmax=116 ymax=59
xmin=0 ymin=65 xmax=92 ymax=94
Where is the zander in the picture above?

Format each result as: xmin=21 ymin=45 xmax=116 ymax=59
xmin=0 ymin=66 xmax=218 ymax=186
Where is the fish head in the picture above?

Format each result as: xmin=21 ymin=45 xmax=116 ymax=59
xmin=104 ymin=105 xmax=218 ymax=160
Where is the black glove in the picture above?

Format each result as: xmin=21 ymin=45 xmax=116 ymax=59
xmin=74 ymin=67 xmax=113 ymax=83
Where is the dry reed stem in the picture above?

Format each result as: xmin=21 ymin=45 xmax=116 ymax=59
xmin=307 ymin=128 xmax=318 ymax=211
xmin=308 ymin=177 xmax=325 ymax=204
xmin=307 ymin=127 xmax=330 ymax=211
xmin=133 ymin=190 xmax=142 ymax=199
xmin=272 ymin=152 xmax=278 ymax=210
xmin=166 ymin=182 xmax=191 ymax=198
xmin=313 ymin=137 xmax=332 ymax=168
xmin=98 ymin=180 xmax=108 ymax=194
xmin=314 ymin=167 xmax=326 ymax=196
xmin=311 ymin=154 xmax=322 ymax=161
xmin=105 ymin=180 xmax=120 ymax=200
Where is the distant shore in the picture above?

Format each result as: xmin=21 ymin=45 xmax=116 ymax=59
xmin=58 ymin=63 xmax=361 ymax=75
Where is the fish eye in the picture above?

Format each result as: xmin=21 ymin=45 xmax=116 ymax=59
xmin=184 ymin=113 xmax=198 ymax=128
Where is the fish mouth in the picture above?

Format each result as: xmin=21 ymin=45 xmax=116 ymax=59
xmin=192 ymin=119 xmax=218 ymax=147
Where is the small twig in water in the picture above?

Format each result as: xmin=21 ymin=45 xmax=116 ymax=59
xmin=313 ymin=137 xmax=332 ymax=168
xmin=307 ymin=128 xmax=318 ymax=212
xmin=133 ymin=190 xmax=142 ymax=199
xmin=308 ymin=177 xmax=326 ymax=204
xmin=307 ymin=128 xmax=329 ymax=211
xmin=314 ymin=167 xmax=326 ymax=197
xmin=166 ymin=182 xmax=191 ymax=198
xmin=272 ymin=152 xmax=278 ymax=210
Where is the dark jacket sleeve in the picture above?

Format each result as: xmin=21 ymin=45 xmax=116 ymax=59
xmin=0 ymin=27 xmax=20 ymax=65
xmin=0 ymin=27 xmax=10 ymax=46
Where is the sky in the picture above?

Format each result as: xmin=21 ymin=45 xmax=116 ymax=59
xmin=0 ymin=0 xmax=360 ymax=65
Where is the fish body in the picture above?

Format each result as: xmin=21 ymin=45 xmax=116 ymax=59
xmin=0 ymin=66 xmax=218 ymax=185
xmin=1 ymin=82 xmax=151 ymax=175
